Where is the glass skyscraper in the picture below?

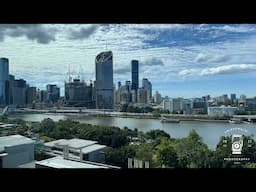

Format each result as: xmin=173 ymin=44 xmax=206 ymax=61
xmin=0 ymin=58 xmax=9 ymax=105
xmin=142 ymin=78 xmax=152 ymax=104
xmin=95 ymin=51 xmax=114 ymax=109
xmin=131 ymin=60 xmax=139 ymax=91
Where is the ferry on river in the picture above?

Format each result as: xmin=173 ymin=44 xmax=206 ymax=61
xmin=229 ymin=118 xmax=242 ymax=124
xmin=160 ymin=117 xmax=180 ymax=123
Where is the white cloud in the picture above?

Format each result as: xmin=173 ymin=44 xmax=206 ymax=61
xmin=2 ymin=24 xmax=256 ymax=97
xmin=195 ymin=53 xmax=231 ymax=63
xmin=221 ymin=25 xmax=255 ymax=33
xmin=179 ymin=64 xmax=256 ymax=77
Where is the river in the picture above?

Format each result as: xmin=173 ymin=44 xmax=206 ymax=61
xmin=8 ymin=113 xmax=256 ymax=149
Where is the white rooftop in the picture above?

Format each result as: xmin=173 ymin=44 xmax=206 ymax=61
xmin=36 ymin=156 xmax=109 ymax=169
xmin=44 ymin=139 xmax=67 ymax=148
xmin=45 ymin=138 xmax=97 ymax=149
xmin=0 ymin=135 xmax=35 ymax=153
xmin=81 ymin=144 xmax=106 ymax=154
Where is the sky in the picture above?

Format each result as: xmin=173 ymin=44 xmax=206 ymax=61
xmin=1 ymin=24 xmax=256 ymax=98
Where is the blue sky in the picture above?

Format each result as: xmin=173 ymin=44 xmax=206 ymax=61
xmin=1 ymin=24 xmax=256 ymax=98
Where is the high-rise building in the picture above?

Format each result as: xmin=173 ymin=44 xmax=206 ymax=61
xmin=216 ymin=94 xmax=230 ymax=105
xmin=161 ymin=98 xmax=183 ymax=113
xmin=230 ymin=94 xmax=236 ymax=101
xmin=153 ymin=91 xmax=162 ymax=104
xmin=183 ymin=99 xmax=192 ymax=114
xmin=65 ymin=79 xmax=95 ymax=107
xmin=142 ymin=78 xmax=152 ymax=104
xmin=39 ymin=90 xmax=47 ymax=103
xmin=119 ymin=85 xmax=130 ymax=104
xmin=10 ymin=79 xmax=27 ymax=106
xmin=26 ymin=87 xmax=37 ymax=104
xmin=137 ymin=88 xmax=147 ymax=104
xmin=131 ymin=90 xmax=137 ymax=103
xmin=46 ymin=84 xmax=60 ymax=103
xmin=0 ymin=58 xmax=9 ymax=105
xmin=170 ymin=98 xmax=183 ymax=113
xmin=131 ymin=60 xmax=139 ymax=91
xmin=95 ymin=51 xmax=114 ymax=109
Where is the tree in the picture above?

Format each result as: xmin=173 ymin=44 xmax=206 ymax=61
xmin=156 ymin=139 xmax=179 ymax=168
xmin=40 ymin=135 xmax=54 ymax=142
xmin=146 ymin=129 xmax=170 ymax=140
xmin=243 ymin=163 xmax=256 ymax=168
xmin=40 ymin=118 xmax=55 ymax=135
xmin=173 ymin=129 xmax=211 ymax=168
xmin=135 ymin=143 xmax=154 ymax=163
xmin=104 ymin=145 xmax=136 ymax=168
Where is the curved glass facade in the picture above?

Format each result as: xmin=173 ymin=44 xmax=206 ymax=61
xmin=95 ymin=51 xmax=114 ymax=109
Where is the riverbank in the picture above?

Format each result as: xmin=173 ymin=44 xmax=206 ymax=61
xmin=9 ymin=111 xmax=234 ymax=123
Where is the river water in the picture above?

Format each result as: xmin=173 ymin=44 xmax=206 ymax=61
xmin=8 ymin=113 xmax=256 ymax=149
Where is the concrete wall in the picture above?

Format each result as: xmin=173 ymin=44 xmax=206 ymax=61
xmin=2 ymin=143 xmax=34 ymax=168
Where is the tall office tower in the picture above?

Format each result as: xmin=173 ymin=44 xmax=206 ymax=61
xmin=10 ymin=79 xmax=27 ymax=106
xmin=46 ymin=84 xmax=60 ymax=103
xmin=131 ymin=60 xmax=139 ymax=91
xmin=39 ymin=90 xmax=47 ymax=103
xmin=0 ymin=58 xmax=9 ymax=105
xmin=230 ymin=93 xmax=236 ymax=102
xmin=142 ymin=78 xmax=152 ymax=104
xmin=95 ymin=51 xmax=114 ymax=109
xmin=26 ymin=87 xmax=37 ymax=104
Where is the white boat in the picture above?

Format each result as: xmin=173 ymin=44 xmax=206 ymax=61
xmin=229 ymin=118 xmax=242 ymax=124
xmin=160 ymin=117 xmax=180 ymax=123
xmin=243 ymin=121 xmax=252 ymax=124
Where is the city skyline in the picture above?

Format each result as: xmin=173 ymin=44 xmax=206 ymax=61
xmin=1 ymin=24 xmax=256 ymax=97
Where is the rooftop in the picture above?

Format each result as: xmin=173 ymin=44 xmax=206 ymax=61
xmin=45 ymin=138 xmax=97 ymax=149
xmin=44 ymin=139 xmax=67 ymax=148
xmin=81 ymin=144 xmax=106 ymax=154
xmin=0 ymin=135 xmax=35 ymax=153
xmin=36 ymin=156 xmax=110 ymax=169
